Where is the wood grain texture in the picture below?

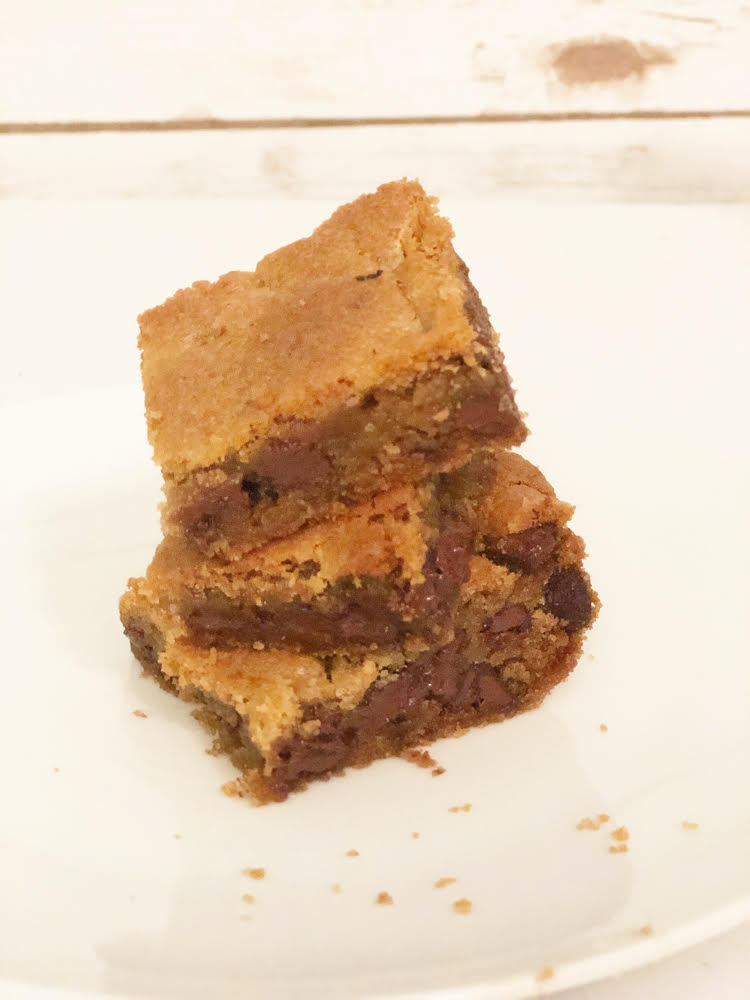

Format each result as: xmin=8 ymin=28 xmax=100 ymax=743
xmin=3 ymin=118 xmax=749 ymax=201
xmin=2 ymin=1 xmax=749 ymax=125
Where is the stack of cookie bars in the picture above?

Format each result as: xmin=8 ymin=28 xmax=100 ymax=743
xmin=120 ymin=180 xmax=598 ymax=802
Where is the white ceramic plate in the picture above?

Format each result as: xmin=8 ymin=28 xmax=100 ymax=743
xmin=2 ymin=204 xmax=749 ymax=1000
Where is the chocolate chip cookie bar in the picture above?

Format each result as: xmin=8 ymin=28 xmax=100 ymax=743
xmin=120 ymin=453 xmax=598 ymax=802
xmin=133 ymin=463 xmax=482 ymax=656
xmin=139 ymin=180 xmax=526 ymax=557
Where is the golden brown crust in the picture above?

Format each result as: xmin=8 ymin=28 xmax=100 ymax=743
xmin=139 ymin=180 xmax=496 ymax=475
xmin=475 ymin=450 xmax=575 ymax=536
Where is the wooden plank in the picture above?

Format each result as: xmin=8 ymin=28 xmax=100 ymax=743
xmin=2 ymin=1 xmax=750 ymax=125
xmin=2 ymin=118 xmax=749 ymax=201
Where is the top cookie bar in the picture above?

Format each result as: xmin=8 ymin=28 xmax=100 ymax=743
xmin=139 ymin=180 xmax=527 ymax=555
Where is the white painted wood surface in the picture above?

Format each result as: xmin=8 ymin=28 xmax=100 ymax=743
xmin=3 ymin=117 xmax=750 ymax=200
xmin=2 ymin=0 xmax=750 ymax=125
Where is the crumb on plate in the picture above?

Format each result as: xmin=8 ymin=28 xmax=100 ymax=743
xmin=576 ymin=813 xmax=610 ymax=831
xmin=401 ymin=748 xmax=438 ymax=770
xmin=243 ymin=867 xmax=266 ymax=880
xmin=452 ymin=898 xmax=472 ymax=915
xmin=434 ymin=877 xmax=457 ymax=889
xmin=375 ymin=891 xmax=393 ymax=905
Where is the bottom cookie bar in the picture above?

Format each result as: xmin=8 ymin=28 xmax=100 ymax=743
xmin=120 ymin=497 xmax=598 ymax=802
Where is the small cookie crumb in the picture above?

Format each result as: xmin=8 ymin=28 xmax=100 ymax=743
xmin=173 ymin=834 xmax=182 ymax=840
xmin=448 ymin=803 xmax=472 ymax=813
xmin=53 ymin=767 xmax=60 ymax=773
xmin=434 ymin=877 xmax=457 ymax=889
xmin=412 ymin=832 xmax=420 ymax=839
xmin=432 ymin=766 xmax=445 ymax=777
xmin=222 ymin=781 xmax=239 ymax=797
xmin=239 ymin=914 xmax=252 ymax=922
xmin=243 ymin=867 xmax=266 ymax=880
xmin=346 ymin=849 xmax=359 ymax=857
xmin=375 ymin=891 xmax=393 ymax=905
xmin=609 ymin=844 xmax=628 ymax=854
xmin=611 ymin=826 xmax=629 ymax=842
xmin=452 ymin=898 xmax=472 ymax=915
xmin=132 ymin=709 xmax=147 ymax=718
xmin=536 ymin=966 xmax=555 ymax=982
xmin=682 ymin=821 xmax=699 ymax=831
xmin=576 ymin=813 xmax=610 ymax=831
xmin=242 ymin=894 xmax=255 ymax=904
xmin=599 ymin=723 xmax=608 ymax=732
xmin=401 ymin=748 xmax=438 ymax=770
xmin=332 ymin=883 xmax=342 ymax=894
xmin=639 ymin=924 xmax=654 ymax=936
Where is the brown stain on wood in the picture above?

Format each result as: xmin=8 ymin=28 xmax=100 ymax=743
xmin=550 ymin=37 xmax=674 ymax=86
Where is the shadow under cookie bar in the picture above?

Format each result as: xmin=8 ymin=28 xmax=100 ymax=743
xmin=138 ymin=181 xmax=526 ymax=557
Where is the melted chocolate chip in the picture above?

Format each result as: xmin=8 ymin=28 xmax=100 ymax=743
xmin=484 ymin=523 xmax=560 ymax=574
xmin=184 ymin=589 xmax=406 ymax=652
xmin=240 ymin=475 xmax=279 ymax=507
xmin=483 ymin=604 xmax=532 ymax=636
xmin=251 ymin=438 xmax=333 ymax=490
xmin=355 ymin=269 xmax=383 ymax=281
xmin=544 ymin=567 xmax=592 ymax=633
xmin=408 ymin=521 xmax=473 ymax=618
xmin=268 ymin=641 xmax=517 ymax=794
xmin=297 ymin=559 xmax=321 ymax=580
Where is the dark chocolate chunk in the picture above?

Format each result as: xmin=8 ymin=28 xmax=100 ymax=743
xmin=484 ymin=522 xmax=560 ymax=574
xmin=483 ymin=604 xmax=532 ymax=636
xmin=184 ymin=588 xmax=406 ymax=652
xmin=544 ymin=566 xmax=592 ymax=632
xmin=268 ymin=642 xmax=520 ymax=796
xmin=408 ymin=520 xmax=473 ymax=618
xmin=474 ymin=666 xmax=516 ymax=713
xmin=240 ymin=474 xmax=279 ymax=507
xmin=297 ymin=559 xmax=321 ymax=580
xmin=355 ymin=269 xmax=383 ymax=281
xmin=177 ymin=481 xmax=250 ymax=540
xmin=455 ymin=394 xmax=502 ymax=433
xmin=251 ymin=438 xmax=333 ymax=490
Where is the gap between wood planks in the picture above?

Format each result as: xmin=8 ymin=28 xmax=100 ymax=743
xmin=2 ymin=108 xmax=749 ymax=134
